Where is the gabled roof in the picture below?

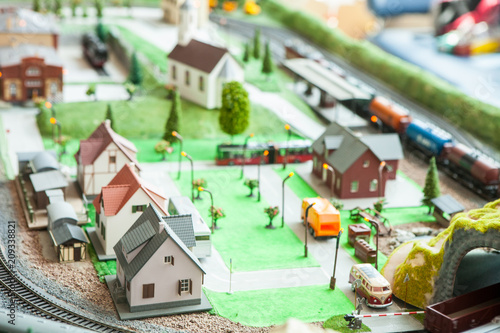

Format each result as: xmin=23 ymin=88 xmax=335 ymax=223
xmin=168 ymin=196 xmax=210 ymax=234
xmin=168 ymin=39 xmax=228 ymax=73
xmin=114 ymin=205 xmax=205 ymax=281
xmin=313 ymin=122 xmax=403 ymax=174
xmin=29 ymin=170 xmax=68 ymax=192
xmin=162 ymin=214 xmax=196 ymax=248
xmin=51 ymin=223 xmax=88 ymax=246
xmin=0 ymin=44 xmax=63 ymax=68
xmin=0 ymin=8 xmax=58 ymax=34
xmin=93 ymin=164 xmax=167 ymax=216
xmin=431 ymin=195 xmax=465 ymax=215
xmin=30 ymin=151 xmax=59 ymax=173
xmin=75 ymin=120 xmax=141 ymax=170
xmin=47 ymin=201 xmax=77 ymax=228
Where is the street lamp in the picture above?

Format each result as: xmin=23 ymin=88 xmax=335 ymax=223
xmin=257 ymin=150 xmax=269 ymax=202
xmin=330 ymin=228 xmax=344 ymax=289
xmin=281 ymin=172 xmax=294 ymax=228
xmin=50 ymin=117 xmax=61 ymax=144
xmin=283 ymin=124 xmax=292 ymax=170
xmin=172 ymin=131 xmax=183 ymax=180
xmin=304 ymin=202 xmax=315 ymax=257
xmin=199 ymin=187 xmax=216 ymax=234
xmin=378 ymin=161 xmax=386 ymax=198
xmin=241 ymin=133 xmax=254 ymax=179
xmin=181 ymin=151 xmax=194 ymax=202
xmin=323 ymin=163 xmax=334 ymax=196
xmin=364 ymin=217 xmax=380 ymax=270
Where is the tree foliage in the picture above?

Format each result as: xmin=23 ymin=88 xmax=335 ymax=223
xmin=95 ymin=0 xmax=103 ymax=17
xmin=264 ymin=206 xmax=279 ymax=223
xmin=96 ymin=22 xmax=107 ymax=42
xmin=33 ymin=0 xmax=41 ymax=12
xmin=155 ymin=140 xmax=173 ymax=161
xmin=422 ymin=156 xmax=441 ymax=210
xmin=243 ymin=42 xmax=250 ymax=62
xmin=128 ymin=52 xmax=143 ymax=85
xmin=244 ymin=178 xmax=259 ymax=197
xmin=253 ymin=28 xmax=261 ymax=58
xmin=209 ymin=206 xmax=226 ymax=222
xmin=261 ymin=41 xmax=274 ymax=75
xmin=86 ymin=83 xmax=96 ymax=100
xmin=104 ymin=104 xmax=115 ymax=130
xmin=219 ymin=81 xmax=250 ymax=138
xmin=163 ymin=91 xmax=182 ymax=142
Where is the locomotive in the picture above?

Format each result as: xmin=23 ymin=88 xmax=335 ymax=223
xmin=81 ymin=33 xmax=108 ymax=68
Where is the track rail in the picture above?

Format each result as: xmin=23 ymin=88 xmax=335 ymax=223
xmin=0 ymin=250 xmax=135 ymax=333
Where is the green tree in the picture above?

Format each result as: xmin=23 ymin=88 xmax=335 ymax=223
xmin=244 ymin=178 xmax=259 ymax=197
xmin=209 ymin=206 xmax=226 ymax=229
xmin=128 ymin=52 xmax=143 ymax=85
xmin=104 ymin=104 xmax=115 ymax=130
xmin=36 ymin=103 xmax=51 ymax=134
xmin=253 ymin=28 xmax=261 ymax=58
xmin=154 ymin=140 xmax=173 ymax=161
xmin=261 ymin=41 xmax=274 ymax=77
xmin=163 ymin=91 xmax=182 ymax=142
xmin=264 ymin=206 xmax=279 ymax=229
xmin=70 ymin=0 xmax=78 ymax=17
xmin=82 ymin=4 xmax=88 ymax=17
xmin=219 ymin=81 xmax=250 ymax=140
xmin=95 ymin=0 xmax=104 ymax=17
xmin=33 ymin=0 xmax=41 ymax=12
xmin=96 ymin=22 xmax=107 ymax=42
xmin=86 ymin=83 xmax=96 ymax=100
xmin=124 ymin=82 xmax=137 ymax=101
xmin=54 ymin=0 xmax=62 ymax=15
xmin=330 ymin=199 xmax=344 ymax=210
xmin=243 ymin=42 xmax=250 ymax=62
xmin=193 ymin=179 xmax=207 ymax=199
xmin=373 ymin=198 xmax=386 ymax=214
xmin=422 ymin=156 xmax=441 ymax=213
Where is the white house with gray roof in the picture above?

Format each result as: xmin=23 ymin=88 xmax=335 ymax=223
xmin=113 ymin=205 xmax=207 ymax=314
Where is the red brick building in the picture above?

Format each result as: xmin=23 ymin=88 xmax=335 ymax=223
xmin=0 ymin=44 xmax=63 ymax=102
xmin=312 ymin=123 xmax=403 ymax=199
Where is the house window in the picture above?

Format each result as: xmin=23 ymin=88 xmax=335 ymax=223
xmin=9 ymin=83 xmax=16 ymax=98
xmin=185 ymin=70 xmax=190 ymax=86
xmin=172 ymin=65 xmax=176 ymax=80
xmin=164 ymin=256 xmax=174 ymax=265
xmin=143 ymin=283 xmax=155 ymax=298
xmin=350 ymin=181 xmax=359 ymax=193
xmin=199 ymin=76 xmax=204 ymax=92
xmin=26 ymin=66 xmax=40 ymax=76
xmin=363 ymin=160 xmax=370 ymax=168
xmin=369 ymin=179 xmax=378 ymax=192
xmin=336 ymin=178 xmax=340 ymax=190
xmin=96 ymin=213 xmax=100 ymax=228
xmin=127 ymin=281 xmax=130 ymax=291
xmin=50 ymin=82 xmax=58 ymax=96
xmin=25 ymin=80 xmax=41 ymax=87
xmin=195 ymin=235 xmax=210 ymax=241
xmin=132 ymin=205 xmax=147 ymax=213
xmin=109 ymin=156 xmax=116 ymax=163
xmin=101 ymin=223 xmax=106 ymax=240
xmin=178 ymin=279 xmax=192 ymax=295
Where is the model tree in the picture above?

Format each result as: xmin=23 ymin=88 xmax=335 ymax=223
xmin=219 ymin=81 xmax=250 ymax=140
xmin=96 ymin=22 xmax=107 ymax=42
xmin=70 ymin=0 xmax=78 ymax=17
xmin=264 ymin=206 xmax=279 ymax=229
xmin=261 ymin=41 xmax=274 ymax=77
xmin=154 ymin=140 xmax=173 ymax=161
xmin=163 ymin=91 xmax=182 ymax=142
xmin=330 ymin=199 xmax=344 ymax=210
xmin=253 ymin=28 xmax=261 ymax=58
xmin=373 ymin=198 xmax=386 ymax=214
xmin=209 ymin=206 xmax=226 ymax=229
xmin=124 ymin=82 xmax=136 ymax=101
xmin=243 ymin=42 xmax=250 ymax=62
xmin=423 ymin=156 xmax=441 ymax=213
xmin=244 ymin=178 xmax=259 ymax=197
xmin=128 ymin=52 xmax=143 ymax=86
xmin=86 ymin=83 xmax=97 ymax=100
xmin=33 ymin=0 xmax=41 ymax=12
xmin=193 ymin=178 xmax=207 ymax=199
xmin=104 ymin=104 xmax=115 ymax=130
xmin=95 ymin=0 xmax=103 ymax=18
xmin=54 ymin=0 xmax=62 ymax=16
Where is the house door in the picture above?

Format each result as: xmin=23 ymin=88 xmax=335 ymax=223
xmin=74 ymin=245 xmax=81 ymax=261
xmin=27 ymin=88 xmax=39 ymax=99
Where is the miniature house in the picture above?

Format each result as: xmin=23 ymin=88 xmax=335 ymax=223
xmin=47 ymin=201 xmax=89 ymax=262
xmin=161 ymin=0 xmax=209 ymax=27
xmin=75 ymin=120 xmax=141 ymax=197
xmin=168 ymin=196 xmax=212 ymax=258
xmin=431 ymin=195 xmax=465 ymax=227
xmin=92 ymin=164 xmax=168 ymax=257
xmin=29 ymin=170 xmax=68 ymax=209
xmin=167 ymin=0 xmax=244 ymax=109
xmin=312 ymin=122 xmax=403 ymax=199
xmin=113 ymin=205 xmax=207 ymax=313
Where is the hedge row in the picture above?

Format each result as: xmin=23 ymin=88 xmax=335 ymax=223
xmin=262 ymin=0 xmax=500 ymax=148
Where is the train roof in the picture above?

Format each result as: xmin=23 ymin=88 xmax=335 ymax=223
xmin=409 ymin=119 xmax=453 ymax=141
xmin=283 ymin=58 xmax=372 ymax=101
xmin=218 ymin=139 xmax=312 ymax=150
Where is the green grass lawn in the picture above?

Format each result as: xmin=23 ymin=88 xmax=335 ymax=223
xmin=274 ymin=166 xmax=319 ymax=199
xmin=172 ymin=168 xmax=319 ymax=271
xmin=205 ymin=284 xmax=354 ymax=327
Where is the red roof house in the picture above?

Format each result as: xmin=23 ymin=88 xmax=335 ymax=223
xmin=75 ymin=120 xmax=141 ymax=197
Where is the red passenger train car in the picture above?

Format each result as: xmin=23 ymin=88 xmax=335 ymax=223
xmin=215 ymin=140 xmax=312 ymax=166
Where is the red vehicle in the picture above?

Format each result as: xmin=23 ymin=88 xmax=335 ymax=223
xmin=368 ymin=96 xmax=412 ymax=134
xmin=349 ymin=264 xmax=393 ymax=308
xmin=215 ymin=140 xmax=312 ymax=166
xmin=425 ymin=282 xmax=500 ymax=333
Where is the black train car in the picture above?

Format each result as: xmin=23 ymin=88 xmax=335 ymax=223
xmin=82 ymin=33 xmax=108 ymax=68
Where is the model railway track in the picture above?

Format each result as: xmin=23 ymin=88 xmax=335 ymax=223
xmin=0 ymin=251 xmax=134 ymax=333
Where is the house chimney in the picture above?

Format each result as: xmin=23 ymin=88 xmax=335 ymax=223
xmin=105 ymin=118 xmax=111 ymax=127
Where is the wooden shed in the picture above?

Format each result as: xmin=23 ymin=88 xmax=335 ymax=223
xmin=431 ymin=195 xmax=465 ymax=227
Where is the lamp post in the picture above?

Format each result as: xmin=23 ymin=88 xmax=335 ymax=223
xmin=181 ymin=151 xmax=194 ymax=202
xmin=364 ymin=217 xmax=379 ymax=270
xmin=283 ymin=124 xmax=291 ymax=169
xmin=378 ymin=161 xmax=386 ymax=198
xmin=50 ymin=117 xmax=61 ymax=144
xmin=199 ymin=187 xmax=215 ymax=234
xmin=241 ymin=133 xmax=254 ymax=179
xmin=323 ymin=163 xmax=334 ymax=196
xmin=330 ymin=228 xmax=343 ymax=289
xmin=281 ymin=172 xmax=294 ymax=228
xmin=257 ymin=150 xmax=269 ymax=202
xmin=304 ymin=202 xmax=315 ymax=257
xmin=172 ymin=131 xmax=183 ymax=180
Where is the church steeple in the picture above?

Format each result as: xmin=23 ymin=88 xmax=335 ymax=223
xmin=178 ymin=0 xmax=198 ymax=46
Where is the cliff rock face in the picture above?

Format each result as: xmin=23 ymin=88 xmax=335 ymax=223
xmin=382 ymin=199 xmax=500 ymax=308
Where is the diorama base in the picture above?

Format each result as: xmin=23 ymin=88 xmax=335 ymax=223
xmin=86 ymin=227 xmax=117 ymax=261
xmin=105 ymin=275 xmax=213 ymax=320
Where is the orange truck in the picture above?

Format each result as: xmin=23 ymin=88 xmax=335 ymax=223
xmin=301 ymin=198 xmax=341 ymax=238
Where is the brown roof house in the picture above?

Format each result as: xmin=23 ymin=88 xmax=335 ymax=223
xmin=161 ymin=0 xmax=209 ymax=27
xmin=75 ymin=120 xmax=141 ymax=197
xmin=106 ymin=205 xmax=211 ymax=319
xmin=312 ymin=122 xmax=403 ymax=199
xmin=167 ymin=0 xmax=244 ymax=109
xmin=0 ymin=8 xmax=59 ymax=49
xmin=0 ymin=44 xmax=63 ymax=102
xmin=90 ymin=164 xmax=168 ymax=260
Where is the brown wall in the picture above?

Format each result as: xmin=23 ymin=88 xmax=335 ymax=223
xmin=0 ymin=33 xmax=58 ymax=49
